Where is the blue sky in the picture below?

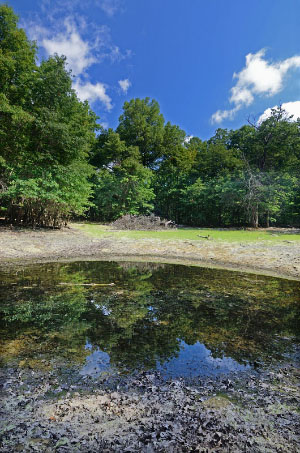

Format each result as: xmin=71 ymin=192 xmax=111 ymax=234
xmin=6 ymin=0 xmax=300 ymax=139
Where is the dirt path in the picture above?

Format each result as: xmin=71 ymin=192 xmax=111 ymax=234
xmin=0 ymin=224 xmax=299 ymax=280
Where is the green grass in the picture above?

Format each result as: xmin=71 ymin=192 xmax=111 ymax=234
xmin=73 ymin=223 xmax=300 ymax=242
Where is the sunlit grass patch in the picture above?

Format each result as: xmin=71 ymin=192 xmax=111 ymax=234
xmin=73 ymin=223 xmax=300 ymax=242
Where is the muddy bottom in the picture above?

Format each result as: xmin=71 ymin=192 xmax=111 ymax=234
xmin=1 ymin=362 xmax=299 ymax=452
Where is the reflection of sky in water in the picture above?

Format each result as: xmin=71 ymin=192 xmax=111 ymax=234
xmin=80 ymin=341 xmax=111 ymax=376
xmin=157 ymin=341 xmax=250 ymax=378
xmin=90 ymin=300 xmax=111 ymax=315
xmin=2 ymin=261 xmax=299 ymax=381
xmin=148 ymin=305 xmax=158 ymax=322
xmin=81 ymin=339 xmax=250 ymax=378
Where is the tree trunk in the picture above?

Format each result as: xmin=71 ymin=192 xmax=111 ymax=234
xmin=251 ymin=204 xmax=258 ymax=228
xmin=266 ymin=210 xmax=270 ymax=228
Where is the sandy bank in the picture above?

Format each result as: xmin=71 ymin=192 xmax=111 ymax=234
xmin=0 ymin=224 xmax=299 ymax=280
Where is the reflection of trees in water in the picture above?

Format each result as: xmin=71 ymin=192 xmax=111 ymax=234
xmin=0 ymin=266 xmax=91 ymax=365
xmin=0 ymin=261 xmax=299 ymax=371
xmin=117 ymin=261 xmax=166 ymax=272
xmin=86 ymin=288 xmax=299 ymax=370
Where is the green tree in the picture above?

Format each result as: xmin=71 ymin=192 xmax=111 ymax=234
xmin=0 ymin=7 xmax=98 ymax=226
xmin=242 ymin=170 xmax=297 ymax=227
xmin=230 ymin=107 xmax=300 ymax=173
xmin=187 ymin=137 xmax=244 ymax=180
xmin=153 ymin=122 xmax=198 ymax=222
xmin=116 ymin=97 xmax=165 ymax=168
xmin=91 ymin=131 xmax=154 ymax=221
xmin=0 ymin=5 xmax=36 ymax=196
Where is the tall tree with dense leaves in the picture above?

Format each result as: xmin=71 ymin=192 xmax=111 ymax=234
xmin=0 ymin=6 xmax=98 ymax=226
xmin=153 ymin=122 xmax=196 ymax=222
xmin=117 ymin=98 xmax=165 ymax=168
xmin=230 ymin=107 xmax=300 ymax=173
xmin=90 ymin=130 xmax=154 ymax=221
xmin=0 ymin=4 xmax=36 ymax=195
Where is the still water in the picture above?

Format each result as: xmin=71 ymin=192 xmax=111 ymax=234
xmin=0 ymin=261 xmax=299 ymax=378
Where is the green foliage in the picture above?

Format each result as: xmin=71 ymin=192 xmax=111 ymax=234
xmin=252 ymin=107 xmax=300 ymax=172
xmin=90 ymin=130 xmax=154 ymax=221
xmin=0 ymin=7 xmax=97 ymax=226
xmin=151 ymin=123 xmax=196 ymax=223
xmin=155 ymin=106 xmax=300 ymax=227
xmin=116 ymin=97 xmax=165 ymax=168
xmin=0 ymin=5 xmax=36 ymax=104
xmin=0 ymin=5 xmax=36 ymax=195
xmin=1 ymin=6 xmax=299 ymax=228
xmin=242 ymin=170 xmax=297 ymax=227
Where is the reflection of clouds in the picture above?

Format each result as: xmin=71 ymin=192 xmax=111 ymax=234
xmin=147 ymin=305 xmax=158 ymax=322
xmin=85 ymin=340 xmax=93 ymax=350
xmin=102 ymin=305 xmax=111 ymax=316
xmin=91 ymin=299 xmax=111 ymax=315
xmin=81 ymin=341 xmax=110 ymax=376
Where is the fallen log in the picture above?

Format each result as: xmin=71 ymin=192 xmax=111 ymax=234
xmin=58 ymin=282 xmax=115 ymax=286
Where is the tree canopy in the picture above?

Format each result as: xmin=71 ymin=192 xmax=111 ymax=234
xmin=0 ymin=5 xmax=97 ymax=227
xmin=1 ymin=5 xmax=299 ymax=228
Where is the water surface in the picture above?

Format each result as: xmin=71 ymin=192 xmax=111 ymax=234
xmin=0 ymin=261 xmax=299 ymax=379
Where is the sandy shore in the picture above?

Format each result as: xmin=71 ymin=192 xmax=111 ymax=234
xmin=0 ymin=224 xmax=299 ymax=280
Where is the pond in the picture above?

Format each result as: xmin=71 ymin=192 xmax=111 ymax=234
xmin=0 ymin=261 xmax=299 ymax=380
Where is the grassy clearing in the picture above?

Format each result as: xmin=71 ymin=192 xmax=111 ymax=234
xmin=74 ymin=223 xmax=300 ymax=242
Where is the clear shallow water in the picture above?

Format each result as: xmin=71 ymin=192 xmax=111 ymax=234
xmin=0 ymin=261 xmax=299 ymax=378
xmin=156 ymin=341 xmax=251 ymax=378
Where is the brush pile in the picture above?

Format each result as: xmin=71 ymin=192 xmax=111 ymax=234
xmin=110 ymin=214 xmax=177 ymax=230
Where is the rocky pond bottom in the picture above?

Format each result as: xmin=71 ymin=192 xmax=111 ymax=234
xmin=0 ymin=261 xmax=299 ymax=452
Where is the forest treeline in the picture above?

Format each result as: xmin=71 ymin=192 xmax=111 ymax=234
xmin=1 ymin=5 xmax=299 ymax=228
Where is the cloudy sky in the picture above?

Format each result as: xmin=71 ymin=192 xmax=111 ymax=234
xmin=8 ymin=0 xmax=300 ymax=138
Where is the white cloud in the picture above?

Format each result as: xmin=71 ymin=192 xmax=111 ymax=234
xmin=118 ymin=78 xmax=131 ymax=94
xmin=23 ymin=5 xmax=131 ymax=112
xmin=73 ymin=80 xmax=112 ymax=110
xmin=211 ymin=49 xmax=300 ymax=124
xmin=29 ymin=19 xmax=114 ymax=110
xmin=258 ymin=101 xmax=300 ymax=123
xmin=184 ymin=135 xmax=194 ymax=144
xmin=98 ymin=0 xmax=121 ymax=17
xmin=40 ymin=0 xmax=122 ymax=18
xmin=100 ymin=121 xmax=109 ymax=129
xmin=108 ymin=46 xmax=131 ymax=63
xmin=33 ymin=18 xmax=129 ymax=69
xmin=211 ymin=106 xmax=241 ymax=124
xmin=42 ymin=19 xmax=96 ymax=75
